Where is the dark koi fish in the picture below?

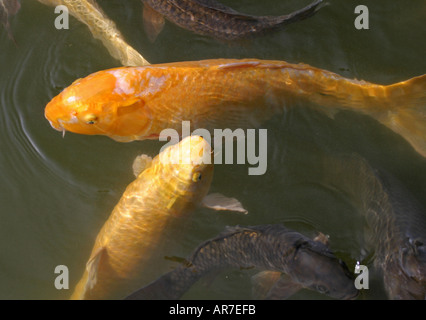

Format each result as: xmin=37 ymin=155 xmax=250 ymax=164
xmin=125 ymin=224 xmax=358 ymax=300
xmin=141 ymin=0 xmax=324 ymax=41
xmin=318 ymin=154 xmax=426 ymax=299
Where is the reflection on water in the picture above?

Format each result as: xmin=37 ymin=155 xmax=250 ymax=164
xmin=0 ymin=0 xmax=424 ymax=300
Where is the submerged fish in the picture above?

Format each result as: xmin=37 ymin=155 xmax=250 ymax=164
xmin=141 ymin=0 xmax=324 ymax=42
xmin=70 ymin=135 xmax=246 ymax=300
xmin=318 ymin=154 xmax=426 ymax=299
xmin=125 ymin=224 xmax=358 ymax=300
xmin=45 ymin=59 xmax=426 ymax=158
xmin=0 ymin=0 xmax=20 ymax=43
xmin=37 ymin=0 xmax=150 ymax=66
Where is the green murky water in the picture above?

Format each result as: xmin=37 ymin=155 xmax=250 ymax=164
xmin=0 ymin=0 xmax=425 ymax=300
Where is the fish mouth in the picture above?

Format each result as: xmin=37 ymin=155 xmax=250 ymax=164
xmin=46 ymin=118 xmax=67 ymax=137
xmin=45 ymin=102 xmax=67 ymax=136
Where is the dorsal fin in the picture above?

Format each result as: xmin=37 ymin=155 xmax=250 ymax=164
xmin=215 ymin=61 xmax=262 ymax=70
xmin=314 ymin=232 xmax=330 ymax=246
xmin=193 ymin=0 xmax=240 ymax=14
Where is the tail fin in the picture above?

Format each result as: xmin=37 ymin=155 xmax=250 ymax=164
xmin=124 ymin=271 xmax=187 ymax=300
xmin=40 ymin=0 xmax=150 ymax=67
xmin=273 ymin=0 xmax=325 ymax=27
xmin=298 ymin=70 xmax=426 ymax=158
xmin=373 ymin=75 xmax=426 ymax=158
xmin=124 ymin=274 xmax=170 ymax=300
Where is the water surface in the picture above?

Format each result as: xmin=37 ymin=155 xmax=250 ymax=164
xmin=0 ymin=0 xmax=425 ymax=300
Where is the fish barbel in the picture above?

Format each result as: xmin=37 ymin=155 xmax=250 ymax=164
xmin=70 ymin=135 xmax=246 ymax=300
xmin=37 ymin=0 xmax=150 ymax=66
xmin=45 ymin=58 xmax=426 ymax=158
xmin=317 ymin=154 xmax=426 ymax=299
xmin=125 ymin=224 xmax=358 ymax=300
xmin=141 ymin=0 xmax=324 ymax=42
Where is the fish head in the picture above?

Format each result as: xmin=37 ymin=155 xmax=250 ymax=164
xmin=384 ymin=238 xmax=426 ymax=299
xmin=156 ymin=135 xmax=214 ymax=206
xmin=401 ymin=238 xmax=426 ymax=281
xmin=288 ymin=238 xmax=358 ymax=300
xmin=44 ymin=68 xmax=153 ymax=141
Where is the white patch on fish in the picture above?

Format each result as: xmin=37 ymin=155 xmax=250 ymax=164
xmin=107 ymin=67 xmax=169 ymax=97
xmin=139 ymin=75 xmax=168 ymax=96
xmin=66 ymin=96 xmax=77 ymax=104
xmin=107 ymin=69 xmax=136 ymax=96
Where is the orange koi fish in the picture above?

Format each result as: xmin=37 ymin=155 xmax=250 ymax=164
xmin=45 ymin=59 xmax=426 ymax=157
xmin=70 ymin=135 xmax=247 ymax=300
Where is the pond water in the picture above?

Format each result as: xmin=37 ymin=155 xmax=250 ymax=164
xmin=0 ymin=0 xmax=425 ymax=300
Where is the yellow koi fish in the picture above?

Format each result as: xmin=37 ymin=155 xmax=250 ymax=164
xmin=37 ymin=0 xmax=150 ymax=66
xmin=70 ymin=135 xmax=247 ymax=299
xmin=45 ymin=59 xmax=426 ymax=157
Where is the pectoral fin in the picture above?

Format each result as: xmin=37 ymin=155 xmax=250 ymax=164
xmin=265 ymin=275 xmax=303 ymax=300
xmin=201 ymin=193 xmax=248 ymax=214
xmin=85 ymin=247 xmax=109 ymax=292
xmin=251 ymin=271 xmax=282 ymax=300
xmin=142 ymin=3 xmax=165 ymax=42
xmin=252 ymin=272 xmax=303 ymax=300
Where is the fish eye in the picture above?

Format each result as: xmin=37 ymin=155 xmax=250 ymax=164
xmin=192 ymin=172 xmax=202 ymax=182
xmin=315 ymin=284 xmax=329 ymax=294
xmin=84 ymin=114 xmax=98 ymax=124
